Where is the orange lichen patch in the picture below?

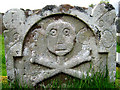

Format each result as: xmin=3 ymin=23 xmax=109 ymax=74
xmin=60 ymin=4 xmax=74 ymax=12
xmin=0 ymin=76 xmax=8 ymax=83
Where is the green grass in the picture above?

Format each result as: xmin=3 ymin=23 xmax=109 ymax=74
xmin=100 ymin=0 xmax=109 ymax=4
xmin=117 ymin=42 xmax=120 ymax=53
xmin=116 ymin=67 xmax=120 ymax=79
xmin=0 ymin=34 xmax=7 ymax=76
xmin=2 ymin=79 xmax=33 ymax=89
xmin=116 ymin=79 xmax=120 ymax=88
xmin=0 ymin=35 xmax=1 ymax=76
xmin=42 ymin=73 xmax=115 ymax=88
xmin=1 ymin=71 xmax=115 ymax=89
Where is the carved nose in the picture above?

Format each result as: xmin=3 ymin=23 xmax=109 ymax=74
xmin=57 ymin=34 xmax=64 ymax=44
xmin=57 ymin=40 xmax=63 ymax=44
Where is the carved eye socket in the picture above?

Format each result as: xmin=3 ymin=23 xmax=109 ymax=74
xmin=63 ymin=28 xmax=70 ymax=36
xmin=50 ymin=29 xmax=57 ymax=36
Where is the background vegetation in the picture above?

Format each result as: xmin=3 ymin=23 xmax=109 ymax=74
xmin=0 ymin=34 xmax=7 ymax=76
xmin=117 ymin=42 xmax=120 ymax=53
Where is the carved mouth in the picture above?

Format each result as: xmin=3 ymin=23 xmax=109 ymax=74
xmin=55 ymin=49 xmax=66 ymax=51
xmin=55 ymin=44 xmax=66 ymax=51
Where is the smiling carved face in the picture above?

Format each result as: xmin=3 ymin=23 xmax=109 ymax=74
xmin=46 ymin=20 xmax=76 ymax=56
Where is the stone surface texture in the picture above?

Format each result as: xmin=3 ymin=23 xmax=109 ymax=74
xmin=3 ymin=3 xmax=116 ymax=86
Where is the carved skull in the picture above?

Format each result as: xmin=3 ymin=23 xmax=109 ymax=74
xmin=46 ymin=20 xmax=76 ymax=56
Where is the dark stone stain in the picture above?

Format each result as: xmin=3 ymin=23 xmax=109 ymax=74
xmin=105 ymin=3 xmax=115 ymax=11
xmin=12 ymin=12 xmax=15 ymax=15
xmin=36 ymin=25 xmax=41 ymax=29
xmin=40 ymin=5 xmax=57 ymax=16
xmin=42 ymin=5 xmax=57 ymax=11
xmin=95 ymin=26 xmax=101 ymax=40
xmin=18 ymin=4 xmax=90 ymax=18
xmin=11 ymin=19 xmax=14 ymax=23
xmin=53 ymin=15 xmax=62 ymax=20
xmin=16 ymin=51 xmax=19 ymax=54
xmin=24 ymin=9 xmax=31 ymax=17
xmin=59 ymin=4 xmax=74 ymax=12
xmin=74 ymin=6 xmax=87 ymax=13
xmin=20 ymin=8 xmax=25 ymax=11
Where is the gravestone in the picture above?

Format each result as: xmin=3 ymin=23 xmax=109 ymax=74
xmin=3 ymin=3 xmax=116 ymax=86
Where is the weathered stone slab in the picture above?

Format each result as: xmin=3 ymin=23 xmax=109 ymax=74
xmin=3 ymin=3 xmax=116 ymax=86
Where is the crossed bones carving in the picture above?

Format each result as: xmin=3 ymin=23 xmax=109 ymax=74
xmin=30 ymin=49 xmax=92 ymax=86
